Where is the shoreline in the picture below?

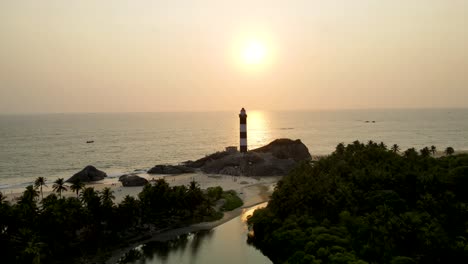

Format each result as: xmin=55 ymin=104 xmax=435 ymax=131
xmin=3 ymin=172 xmax=280 ymax=204
xmin=2 ymin=151 xmax=466 ymax=197
xmin=0 ymin=153 xmax=323 ymax=195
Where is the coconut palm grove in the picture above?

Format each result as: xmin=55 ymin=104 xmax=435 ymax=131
xmin=0 ymin=178 xmax=241 ymax=263
xmin=248 ymin=141 xmax=468 ymax=263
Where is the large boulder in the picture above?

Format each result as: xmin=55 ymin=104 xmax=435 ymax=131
xmin=251 ymin=138 xmax=311 ymax=161
xmin=147 ymin=165 xmax=195 ymax=174
xmin=66 ymin=165 xmax=107 ymax=183
xmin=119 ymin=174 xmax=149 ymax=187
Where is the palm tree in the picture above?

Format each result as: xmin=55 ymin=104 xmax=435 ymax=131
xmin=445 ymin=147 xmax=455 ymax=156
xmin=430 ymin=145 xmax=437 ymax=156
xmin=52 ymin=178 xmax=68 ymax=198
xmin=404 ymin=148 xmax=418 ymax=158
xmin=69 ymin=180 xmax=85 ymax=198
xmin=378 ymin=142 xmax=387 ymax=150
xmin=34 ymin=177 xmax=47 ymax=200
xmin=391 ymin=144 xmax=400 ymax=153
xmin=101 ymin=187 xmax=115 ymax=207
xmin=119 ymin=195 xmax=141 ymax=226
xmin=80 ymin=187 xmax=96 ymax=202
xmin=24 ymin=185 xmax=39 ymax=200
xmin=80 ymin=187 xmax=102 ymax=218
xmin=18 ymin=228 xmax=45 ymax=264
xmin=420 ymin=147 xmax=431 ymax=157
xmin=187 ymin=180 xmax=203 ymax=216
xmin=18 ymin=185 xmax=39 ymax=208
xmin=335 ymin=143 xmax=345 ymax=155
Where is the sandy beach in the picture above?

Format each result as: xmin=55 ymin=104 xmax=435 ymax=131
xmin=4 ymin=172 xmax=280 ymax=205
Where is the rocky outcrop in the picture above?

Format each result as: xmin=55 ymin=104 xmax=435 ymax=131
xmin=196 ymin=139 xmax=311 ymax=176
xmin=200 ymin=152 xmax=297 ymax=176
xmin=66 ymin=165 xmax=107 ymax=183
xmin=251 ymin=138 xmax=311 ymax=161
xmin=184 ymin=151 xmax=231 ymax=168
xmin=119 ymin=174 xmax=149 ymax=187
xmin=163 ymin=138 xmax=311 ymax=177
xmin=147 ymin=165 xmax=195 ymax=174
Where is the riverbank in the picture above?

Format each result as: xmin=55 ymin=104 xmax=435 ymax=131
xmin=105 ymin=181 xmax=275 ymax=264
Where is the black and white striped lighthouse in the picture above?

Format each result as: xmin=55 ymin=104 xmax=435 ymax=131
xmin=239 ymin=108 xmax=247 ymax=153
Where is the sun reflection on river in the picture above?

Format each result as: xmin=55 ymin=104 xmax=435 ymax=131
xmin=241 ymin=202 xmax=268 ymax=223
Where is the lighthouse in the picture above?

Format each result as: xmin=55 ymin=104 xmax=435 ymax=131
xmin=239 ymin=108 xmax=248 ymax=153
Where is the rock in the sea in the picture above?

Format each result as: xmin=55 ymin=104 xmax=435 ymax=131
xmin=251 ymin=138 xmax=311 ymax=161
xmin=66 ymin=165 xmax=107 ymax=183
xmin=119 ymin=174 xmax=149 ymax=187
xmin=147 ymin=165 xmax=195 ymax=174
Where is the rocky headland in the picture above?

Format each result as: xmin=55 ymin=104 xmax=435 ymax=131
xmin=182 ymin=138 xmax=311 ymax=176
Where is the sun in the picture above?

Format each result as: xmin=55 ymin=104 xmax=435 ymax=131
xmin=231 ymin=33 xmax=275 ymax=71
xmin=241 ymin=40 xmax=267 ymax=66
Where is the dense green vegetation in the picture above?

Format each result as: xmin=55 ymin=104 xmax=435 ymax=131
xmin=248 ymin=141 xmax=468 ymax=264
xmin=0 ymin=179 xmax=241 ymax=263
xmin=221 ymin=190 xmax=244 ymax=211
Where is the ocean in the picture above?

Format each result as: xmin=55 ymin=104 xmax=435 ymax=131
xmin=1 ymin=109 xmax=467 ymax=190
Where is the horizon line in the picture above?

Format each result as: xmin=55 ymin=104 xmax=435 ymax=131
xmin=1 ymin=106 xmax=467 ymax=116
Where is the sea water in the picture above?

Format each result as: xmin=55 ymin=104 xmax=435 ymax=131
xmin=1 ymin=109 xmax=467 ymax=190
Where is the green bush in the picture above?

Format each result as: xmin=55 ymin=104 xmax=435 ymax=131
xmin=221 ymin=190 xmax=243 ymax=211
xmin=207 ymin=186 xmax=223 ymax=201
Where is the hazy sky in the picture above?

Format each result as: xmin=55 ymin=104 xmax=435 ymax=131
xmin=1 ymin=0 xmax=467 ymax=113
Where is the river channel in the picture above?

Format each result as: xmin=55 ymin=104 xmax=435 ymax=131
xmin=117 ymin=203 xmax=272 ymax=264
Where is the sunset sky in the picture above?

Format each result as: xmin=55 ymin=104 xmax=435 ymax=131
xmin=1 ymin=0 xmax=467 ymax=113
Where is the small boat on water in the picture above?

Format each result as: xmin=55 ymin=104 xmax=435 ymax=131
xmin=86 ymin=140 xmax=94 ymax=144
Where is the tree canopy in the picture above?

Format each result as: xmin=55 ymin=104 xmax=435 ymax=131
xmin=248 ymin=141 xmax=468 ymax=264
xmin=0 ymin=179 xmax=240 ymax=263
